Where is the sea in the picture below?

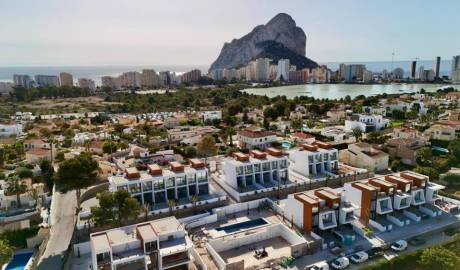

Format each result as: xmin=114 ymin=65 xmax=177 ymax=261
xmin=0 ymin=60 xmax=453 ymax=85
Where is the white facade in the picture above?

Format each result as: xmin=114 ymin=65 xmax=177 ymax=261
xmin=288 ymin=143 xmax=339 ymax=177
xmin=90 ymin=217 xmax=193 ymax=270
xmin=277 ymin=59 xmax=290 ymax=81
xmin=237 ymin=129 xmax=277 ymax=150
xmin=109 ymin=162 xmax=209 ymax=206
xmin=345 ymin=114 xmax=389 ymax=132
xmin=200 ymin=111 xmax=222 ymax=122
xmin=221 ymin=150 xmax=288 ymax=191
xmin=0 ymin=124 xmax=22 ymax=137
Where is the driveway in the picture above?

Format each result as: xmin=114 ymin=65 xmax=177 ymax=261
xmin=37 ymin=189 xmax=77 ymax=270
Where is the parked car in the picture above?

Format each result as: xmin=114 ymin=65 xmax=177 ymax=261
xmin=349 ymin=251 xmax=368 ymax=264
xmin=367 ymin=246 xmax=384 ymax=258
xmin=391 ymin=240 xmax=408 ymax=252
xmin=307 ymin=261 xmax=329 ymax=270
xmin=330 ymin=257 xmax=350 ymax=269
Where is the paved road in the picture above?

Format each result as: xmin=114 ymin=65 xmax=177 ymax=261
xmin=37 ymin=190 xmax=77 ymax=270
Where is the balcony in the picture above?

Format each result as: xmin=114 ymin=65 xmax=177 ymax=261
xmin=411 ymin=189 xmax=426 ymax=206
xmin=376 ymin=197 xmax=393 ymax=215
xmin=161 ymin=251 xmax=191 ymax=269
xmin=318 ymin=210 xmax=338 ymax=230
xmin=393 ymin=192 xmax=411 ymax=210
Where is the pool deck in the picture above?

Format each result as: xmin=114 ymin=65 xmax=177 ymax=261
xmin=219 ymin=236 xmax=291 ymax=268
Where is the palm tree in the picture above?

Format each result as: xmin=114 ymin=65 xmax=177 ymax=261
xmin=191 ymin=194 xmax=200 ymax=214
xmin=167 ymin=200 xmax=176 ymax=216
xmin=29 ymin=187 xmax=39 ymax=208
xmin=225 ymin=127 xmax=236 ymax=146
xmin=7 ymin=175 xmax=27 ymax=208
xmin=143 ymin=203 xmax=151 ymax=221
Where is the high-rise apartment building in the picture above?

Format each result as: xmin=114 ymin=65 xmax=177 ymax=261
xmin=181 ymin=69 xmax=201 ymax=84
xmin=344 ymin=64 xmax=365 ymax=82
xmin=13 ymin=74 xmax=34 ymax=88
xmin=410 ymin=61 xmax=417 ymax=79
xmin=78 ymin=78 xmax=96 ymax=91
xmin=59 ymin=72 xmax=73 ymax=87
xmin=141 ymin=69 xmax=159 ymax=88
xmin=34 ymin=75 xmax=60 ymax=87
xmin=120 ymin=71 xmax=142 ymax=88
xmin=277 ymin=59 xmax=290 ymax=81
xmin=101 ymin=76 xmax=121 ymax=90
xmin=255 ymin=58 xmax=270 ymax=82
xmin=452 ymin=55 xmax=460 ymax=83
xmin=433 ymin=56 xmax=441 ymax=79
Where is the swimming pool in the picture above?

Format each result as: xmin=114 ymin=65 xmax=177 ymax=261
xmin=216 ymin=218 xmax=268 ymax=234
xmin=5 ymin=252 xmax=33 ymax=270
xmin=281 ymin=140 xmax=292 ymax=149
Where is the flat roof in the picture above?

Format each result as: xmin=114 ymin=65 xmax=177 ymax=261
xmin=92 ymin=233 xmax=111 ymax=252
xmin=151 ymin=216 xmax=181 ymax=235
xmin=137 ymin=224 xmax=157 ymax=242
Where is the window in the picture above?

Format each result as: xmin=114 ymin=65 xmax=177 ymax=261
xmin=143 ymin=181 xmax=152 ymax=192
xmin=176 ymin=176 xmax=186 ymax=186
xmin=129 ymin=183 xmax=141 ymax=193
xmin=245 ymin=165 xmax=253 ymax=174
xmin=166 ymin=177 xmax=175 ymax=188
xmin=262 ymin=162 xmax=270 ymax=171
xmin=315 ymin=155 xmax=322 ymax=163
xmin=279 ymin=159 xmax=287 ymax=169
xmin=117 ymin=185 xmax=128 ymax=192
xmin=271 ymin=161 xmax=278 ymax=169
xmin=308 ymin=155 xmax=314 ymax=163
xmin=254 ymin=164 xmax=261 ymax=172
xmin=154 ymin=179 xmax=165 ymax=190
xmin=145 ymin=241 xmax=158 ymax=253
xmin=187 ymin=174 xmax=195 ymax=184
xmin=330 ymin=152 xmax=337 ymax=160
xmin=197 ymin=171 xmax=207 ymax=183
xmin=96 ymin=252 xmax=110 ymax=263
xmin=236 ymin=166 xmax=244 ymax=175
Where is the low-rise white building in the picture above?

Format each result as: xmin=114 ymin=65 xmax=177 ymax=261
xmin=237 ymin=128 xmax=277 ymax=150
xmin=221 ymin=148 xmax=288 ymax=190
xmin=288 ymin=141 xmax=339 ymax=178
xmin=0 ymin=124 xmax=23 ymax=137
xmin=90 ymin=216 xmax=193 ymax=270
xmin=345 ymin=114 xmax=389 ymax=133
xmin=109 ymin=160 xmax=209 ymax=206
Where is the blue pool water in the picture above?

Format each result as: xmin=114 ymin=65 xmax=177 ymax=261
xmin=216 ymin=218 xmax=268 ymax=234
xmin=281 ymin=141 xmax=292 ymax=149
xmin=5 ymin=252 xmax=33 ymax=270
xmin=432 ymin=146 xmax=449 ymax=153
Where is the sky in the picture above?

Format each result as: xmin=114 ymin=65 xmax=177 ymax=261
xmin=0 ymin=0 xmax=459 ymax=66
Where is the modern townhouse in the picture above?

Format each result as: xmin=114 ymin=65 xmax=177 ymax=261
xmin=221 ymin=148 xmax=289 ymax=191
xmin=108 ymin=159 xmax=209 ymax=207
xmin=90 ymin=216 xmax=193 ymax=270
xmin=288 ymin=141 xmax=339 ymax=179
xmin=343 ymin=171 xmax=444 ymax=232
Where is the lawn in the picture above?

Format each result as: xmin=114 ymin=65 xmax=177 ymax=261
xmin=389 ymin=120 xmax=405 ymax=128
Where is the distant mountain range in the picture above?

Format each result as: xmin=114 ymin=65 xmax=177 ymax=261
xmin=209 ymin=13 xmax=318 ymax=73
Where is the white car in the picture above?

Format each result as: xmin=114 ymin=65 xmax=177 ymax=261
xmin=391 ymin=240 xmax=408 ymax=252
xmin=307 ymin=261 xmax=329 ymax=270
xmin=349 ymin=251 xmax=368 ymax=264
xmin=330 ymin=257 xmax=350 ymax=269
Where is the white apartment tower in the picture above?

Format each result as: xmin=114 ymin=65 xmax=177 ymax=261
xmin=277 ymin=59 xmax=290 ymax=81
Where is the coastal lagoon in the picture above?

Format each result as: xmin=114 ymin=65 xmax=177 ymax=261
xmin=243 ymin=83 xmax=454 ymax=100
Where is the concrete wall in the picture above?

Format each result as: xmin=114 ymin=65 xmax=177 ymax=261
xmin=73 ymin=241 xmax=91 ymax=256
